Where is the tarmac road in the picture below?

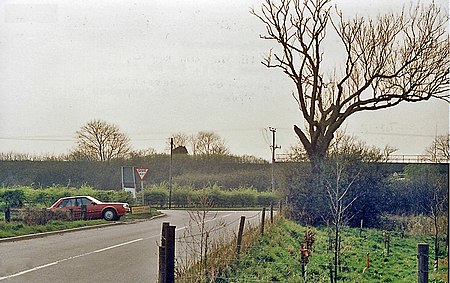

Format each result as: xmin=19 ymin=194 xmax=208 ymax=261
xmin=0 ymin=210 xmax=262 ymax=283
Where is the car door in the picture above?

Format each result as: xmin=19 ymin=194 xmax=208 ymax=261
xmin=61 ymin=198 xmax=81 ymax=218
xmin=80 ymin=197 xmax=102 ymax=219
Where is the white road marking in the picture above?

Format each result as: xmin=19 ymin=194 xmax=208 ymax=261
xmin=1 ymin=211 xmax=251 ymax=280
xmin=0 ymin=238 xmax=144 ymax=281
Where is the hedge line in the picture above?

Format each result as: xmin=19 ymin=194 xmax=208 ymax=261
xmin=144 ymin=184 xmax=280 ymax=208
xmin=0 ymin=186 xmax=135 ymax=209
xmin=0 ymin=185 xmax=280 ymax=210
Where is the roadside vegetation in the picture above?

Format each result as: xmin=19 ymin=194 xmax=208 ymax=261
xmin=0 ymin=219 xmax=108 ymax=238
xmin=220 ymin=218 xmax=448 ymax=283
xmin=0 ymin=184 xmax=276 ymax=239
xmin=0 ymin=184 xmax=278 ymax=211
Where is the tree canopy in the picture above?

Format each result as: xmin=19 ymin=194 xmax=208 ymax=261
xmin=252 ymin=0 xmax=449 ymax=164
xmin=72 ymin=119 xmax=131 ymax=161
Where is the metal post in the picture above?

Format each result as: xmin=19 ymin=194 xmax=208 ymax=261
xmin=269 ymin=127 xmax=280 ymax=191
xmin=141 ymin=180 xmax=145 ymax=205
xmin=417 ymin=243 xmax=429 ymax=283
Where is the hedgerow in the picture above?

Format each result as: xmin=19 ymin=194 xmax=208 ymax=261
xmin=0 ymin=184 xmax=280 ymax=211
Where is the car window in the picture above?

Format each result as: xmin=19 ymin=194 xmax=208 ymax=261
xmin=65 ymin=198 xmax=76 ymax=207
xmin=80 ymin=197 xmax=92 ymax=206
xmin=58 ymin=199 xmax=69 ymax=208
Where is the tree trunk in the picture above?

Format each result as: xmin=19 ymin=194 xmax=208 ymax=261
xmin=334 ymin=225 xmax=339 ymax=283
xmin=434 ymin=215 xmax=439 ymax=271
xmin=294 ymin=125 xmax=333 ymax=169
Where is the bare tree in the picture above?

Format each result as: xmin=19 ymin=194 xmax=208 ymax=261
xmin=424 ymin=134 xmax=450 ymax=163
xmin=191 ymin=131 xmax=230 ymax=156
xmin=128 ymin=147 xmax=156 ymax=159
xmin=405 ymin=165 xmax=449 ymax=271
xmin=176 ymin=194 xmax=226 ymax=281
xmin=252 ymin=0 xmax=449 ymax=165
xmin=324 ymin=160 xmax=360 ymax=282
xmin=166 ymin=132 xmax=190 ymax=151
xmin=382 ymin=145 xmax=398 ymax=162
xmin=72 ymin=119 xmax=131 ymax=161
xmin=286 ymin=130 xmax=393 ymax=162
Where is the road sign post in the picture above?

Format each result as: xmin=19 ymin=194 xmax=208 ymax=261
xmin=135 ymin=168 xmax=149 ymax=205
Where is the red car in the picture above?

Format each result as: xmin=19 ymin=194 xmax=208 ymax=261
xmin=50 ymin=196 xmax=130 ymax=221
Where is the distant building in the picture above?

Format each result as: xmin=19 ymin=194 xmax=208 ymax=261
xmin=172 ymin=146 xmax=188 ymax=155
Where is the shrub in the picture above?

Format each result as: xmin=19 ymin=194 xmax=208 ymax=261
xmin=0 ymin=188 xmax=25 ymax=207
xmin=145 ymin=185 xmax=169 ymax=208
xmin=22 ymin=207 xmax=69 ymax=225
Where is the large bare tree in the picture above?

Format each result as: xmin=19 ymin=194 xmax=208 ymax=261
xmin=73 ymin=119 xmax=131 ymax=161
xmin=252 ymin=0 xmax=449 ymax=165
xmin=191 ymin=131 xmax=230 ymax=156
xmin=424 ymin=134 xmax=449 ymax=162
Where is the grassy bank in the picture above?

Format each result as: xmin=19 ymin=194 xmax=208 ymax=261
xmin=0 ymin=208 xmax=160 ymax=239
xmin=0 ymin=219 xmax=108 ymax=238
xmin=221 ymin=219 xmax=448 ymax=282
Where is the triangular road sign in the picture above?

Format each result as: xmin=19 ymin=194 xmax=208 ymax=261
xmin=135 ymin=168 xmax=149 ymax=180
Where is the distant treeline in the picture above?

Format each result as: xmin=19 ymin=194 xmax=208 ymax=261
xmin=1 ymin=157 xmax=448 ymax=230
xmin=2 ymin=154 xmax=447 ymax=193
xmin=0 ymin=155 xmax=275 ymax=191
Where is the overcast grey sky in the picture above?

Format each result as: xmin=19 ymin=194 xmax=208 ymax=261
xmin=0 ymin=0 xmax=448 ymax=160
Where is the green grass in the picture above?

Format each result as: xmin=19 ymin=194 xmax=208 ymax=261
xmin=0 ymin=209 xmax=161 ymax=239
xmin=0 ymin=219 xmax=107 ymax=238
xmin=222 ymin=219 xmax=449 ymax=282
xmin=122 ymin=208 xmax=161 ymax=220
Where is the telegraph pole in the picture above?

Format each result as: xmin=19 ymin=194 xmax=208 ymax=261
xmin=168 ymin=137 xmax=173 ymax=209
xmin=269 ymin=127 xmax=280 ymax=191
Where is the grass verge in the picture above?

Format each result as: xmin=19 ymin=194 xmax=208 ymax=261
xmin=0 ymin=208 xmax=161 ymax=239
xmin=0 ymin=219 xmax=108 ymax=238
xmin=221 ymin=219 xmax=449 ymax=283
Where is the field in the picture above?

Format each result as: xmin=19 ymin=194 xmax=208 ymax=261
xmin=221 ymin=219 xmax=448 ymax=282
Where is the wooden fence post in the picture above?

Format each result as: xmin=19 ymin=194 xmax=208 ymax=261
xmin=159 ymin=222 xmax=169 ymax=283
xmin=260 ymin=207 xmax=266 ymax=236
xmin=165 ymin=225 xmax=176 ymax=283
xmin=236 ymin=216 xmax=246 ymax=255
xmin=329 ymin=262 xmax=334 ymax=283
xmin=270 ymin=204 xmax=274 ymax=224
xmin=417 ymin=243 xmax=429 ymax=283
xmin=81 ymin=205 xmax=87 ymax=220
xmin=383 ymin=231 xmax=390 ymax=255
xmin=5 ymin=206 xmax=10 ymax=222
xmin=387 ymin=233 xmax=390 ymax=255
xmin=359 ymin=219 xmax=363 ymax=237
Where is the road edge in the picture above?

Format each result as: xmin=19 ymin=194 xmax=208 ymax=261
xmin=0 ymin=213 xmax=167 ymax=243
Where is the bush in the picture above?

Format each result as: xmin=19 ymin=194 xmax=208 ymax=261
xmin=22 ymin=207 xmax=69 ymax=225
xmin=145 ymin=185 xmax=169 ymax=208
xmin=0 ymin=188 xmax=25 ymax=208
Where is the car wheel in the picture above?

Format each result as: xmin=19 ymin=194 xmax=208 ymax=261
xmin=103 ymin=209 xmax=117 ymax=221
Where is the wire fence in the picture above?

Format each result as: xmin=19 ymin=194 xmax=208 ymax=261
xmin=167 ymin=212 xmax=449 ymax=283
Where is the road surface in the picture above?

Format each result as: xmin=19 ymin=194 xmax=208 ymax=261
xmin=0 ymin=210 xmax=262 ymax=282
